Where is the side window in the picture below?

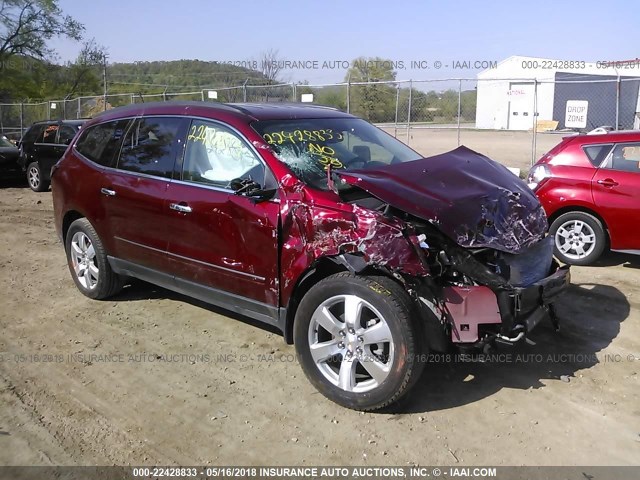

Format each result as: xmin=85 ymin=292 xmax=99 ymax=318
xmin=57 ymin=125 xmax=77 ymax=145
xmin=607 ymin=143 xmax=640 ymax=173
xmin=182 ymin=120 xmax=264 ymax=187
xmin=583 ymin=144 xmax=613 ymax=167
xmin=42 ymin=125 xmax=59 ymax=144
xmin=117 ymin=117 xmax=182 ymax=178
xmin=22 ymin=125 xmax=44 ymax=144
xmin=75 ymin=120 xmax=131 ymax=168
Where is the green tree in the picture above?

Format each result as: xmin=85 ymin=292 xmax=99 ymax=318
xmin=61 ymin=39 xmax=106 ymax=98
xmin=0 ymin=0 xmax=84 ymax=101
xmin=0 ymin=0 xmax=83 ymax=64
xmin=346 ymin=57 xmax=397 ymax=122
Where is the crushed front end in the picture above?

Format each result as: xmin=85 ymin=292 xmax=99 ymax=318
xmin=335 ymin=146 xmax=571 ymax=349
xmin=410 ymin=223 xmax=570 ymax=348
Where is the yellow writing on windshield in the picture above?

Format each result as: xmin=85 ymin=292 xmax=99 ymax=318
xmin=262 ymin=129 xmax=343 ymax=145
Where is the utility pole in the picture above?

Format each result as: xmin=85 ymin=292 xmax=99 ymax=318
xmin=103 ymin=53 xmax=108 ymax=111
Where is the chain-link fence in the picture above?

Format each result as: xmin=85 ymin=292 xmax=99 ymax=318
xmin=2 ymin=76 xmax=639 ymax=171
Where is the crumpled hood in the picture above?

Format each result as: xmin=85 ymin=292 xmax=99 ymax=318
xmin=336 ymin=146 xmax=548 ymax=254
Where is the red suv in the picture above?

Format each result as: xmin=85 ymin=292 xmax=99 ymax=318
xmin=52 ymin=102 xmax=569 ymax=410
xmin=528 ymin=131 xmax=640 ymax=265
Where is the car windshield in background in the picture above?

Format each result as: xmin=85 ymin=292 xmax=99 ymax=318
xmin=0 ymin=137 xmax=14 ymax=147
xmin=252 ymin=118 xmax=422 ymax=190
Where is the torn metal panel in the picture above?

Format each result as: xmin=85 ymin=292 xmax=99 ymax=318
xmin=337 ymin=146 xmax=548 ymax=254
xmin=278 ymin=181 xmax=428 ymax=303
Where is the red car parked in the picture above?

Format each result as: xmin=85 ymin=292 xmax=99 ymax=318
xmin=528 ymin=131 xmax=640 ymax=265
xmin=52 ymin=102 xmax=569 ymax=410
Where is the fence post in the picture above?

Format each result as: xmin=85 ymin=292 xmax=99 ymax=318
xmin=102 ymin=54 xmax=108 ymax=111
xmin=457 ymin=79 xmax=462 ymax=146
xmin=531 ymin=79 xmax=538 ymax=166
xmin=406 ymin=80 xmax=413 ymax=144
xmin=77 ymin=97 xmax=81 ymax=118
xmin=394 ymin=83 xmax=400 ymax=138
xmin=346 ymin=75 xmax=351 ymax=114
xmin=615 ymin=74 xmax=620 ymax=130
xmin=243 ymin=79 xmax=249 ymax=102
xmin=20 ymin=103 xmax=24 ymax=137
xmin=292 ymin=83 xmax=296 ymax=102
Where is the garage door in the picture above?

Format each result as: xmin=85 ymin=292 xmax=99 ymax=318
xmin=507 ymin=83 xmax=535 ymax=130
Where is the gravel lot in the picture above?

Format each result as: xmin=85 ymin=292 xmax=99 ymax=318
xmin=0 ymin=131 xmax=638 ymax=466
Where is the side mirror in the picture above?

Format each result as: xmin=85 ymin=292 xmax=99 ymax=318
xmin=229 ymin=178 xmax=276 ymax=203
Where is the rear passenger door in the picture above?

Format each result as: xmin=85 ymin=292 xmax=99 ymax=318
xmin=101 ymin=116 xmax=187 ymax=272
xmin=591 ymin=142 xmax=640 ymax=250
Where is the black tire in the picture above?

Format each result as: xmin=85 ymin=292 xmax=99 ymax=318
xmin=549 ymin=211 xmax=606 ymax=266
xmin=26 ymin=161 xmax=49 ymax=192
xmin=65 ymin=218 xmax=125 ymax=299
xmin=294 ymin=273 xmax=423 ymax=411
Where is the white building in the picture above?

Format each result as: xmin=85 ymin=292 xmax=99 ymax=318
xmin=475 ymin=55 xmax=640 ymax=130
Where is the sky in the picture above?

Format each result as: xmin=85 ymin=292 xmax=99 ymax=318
xmin=49 ymin=0 xmax=640 ymax=86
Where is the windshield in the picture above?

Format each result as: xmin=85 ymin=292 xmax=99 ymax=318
xmin=0 ymin=137 xmax=14 ymax=147
xmin=252 ymin=118 xmax=422 ymax=190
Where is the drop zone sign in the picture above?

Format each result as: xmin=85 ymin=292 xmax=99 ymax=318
xmin=565 ymin=100 xmax=589 ymax=128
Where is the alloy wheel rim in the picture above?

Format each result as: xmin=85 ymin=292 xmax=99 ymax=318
xmin=28 ymin=166 xmax=39 ymax=189
xmin=555 ymin=220 xmax=596 ymax=260
xmin=70 ymin=232 xmax=99 ymax=290
xmin=308 ymin=294 xmax=394 ymax=393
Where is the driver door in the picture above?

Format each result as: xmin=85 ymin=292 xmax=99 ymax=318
xmin=164 ymin=118 xmax=281 ymax=314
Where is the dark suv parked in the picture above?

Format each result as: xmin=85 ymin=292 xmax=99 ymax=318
xmin=18 ymin=120 xmax=86 ymax=191
xmin=52 ymin=102 xmax=570 ymax=410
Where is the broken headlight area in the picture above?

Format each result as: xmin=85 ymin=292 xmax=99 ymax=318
xmin=409 ymin=221 xmax=570 ymax=349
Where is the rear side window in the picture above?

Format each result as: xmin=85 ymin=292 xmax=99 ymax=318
xmin=75 ymin=120 xmax=131 ymax=168
xmin=117 ymin=117 xmax=183 ymax=178
xmin=58 ymin=125 xmax=78 ymax=145
xmin=583 ymin=144 xmax=613 ymax=167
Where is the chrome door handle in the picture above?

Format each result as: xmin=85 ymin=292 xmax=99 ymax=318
xmin=597 ymin=179 xmax=619 ymax=188
xmin=169 ymin=203 xmax=192 ymax=213
xmin=101 ymin=188 xmax=116 ymax=196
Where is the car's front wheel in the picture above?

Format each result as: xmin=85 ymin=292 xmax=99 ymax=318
xmin=550 ymin=211 xmax=606 ymax=265
xmin=65 ymin=218 xmax=125 ymax=299
xmin=294 ymin=273 xmax=423 ymax=411
xmin=27 ymin=161 xmax=49 ymax=192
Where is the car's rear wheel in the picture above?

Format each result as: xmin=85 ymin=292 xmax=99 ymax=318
xmin=550 ymin=211 xmax=606 ymax=265
xmin=27 ymin=161 xmax=49 ymax=192
xmin=65 ymin=218 xmax=125 ymax=299
xmin=294 ymin=273 xmax=423 ymax=411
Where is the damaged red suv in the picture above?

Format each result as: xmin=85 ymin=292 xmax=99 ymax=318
xmin=52 ymin=102 xmax=570 ymax=410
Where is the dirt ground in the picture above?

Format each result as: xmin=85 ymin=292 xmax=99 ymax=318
xmin=0 ymin=131 xmax=639 ymax=467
